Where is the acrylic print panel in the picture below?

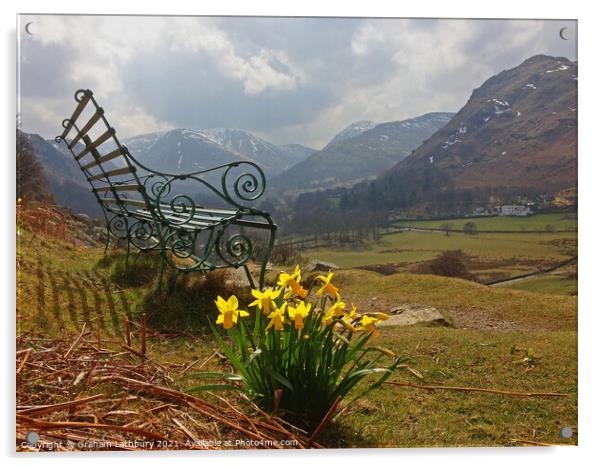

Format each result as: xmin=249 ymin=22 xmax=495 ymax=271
xmin=16 ymin=14 xmax=577 ymax=451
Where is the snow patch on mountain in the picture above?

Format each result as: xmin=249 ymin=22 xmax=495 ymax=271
xmin=324 ymin=120 xmax=377 ymax=149
xmin=546 ymin=64 xmax=569 ymax=73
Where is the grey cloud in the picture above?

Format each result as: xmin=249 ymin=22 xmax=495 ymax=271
xmin=18 ymin=15 xmax=577 ymax=148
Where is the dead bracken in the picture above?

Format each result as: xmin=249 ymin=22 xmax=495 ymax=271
xmin=16 ymin=331 xmax=318 ymax=451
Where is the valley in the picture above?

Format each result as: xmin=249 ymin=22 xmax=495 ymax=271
xmin=16 ymin=51 xmax=579 ymax=450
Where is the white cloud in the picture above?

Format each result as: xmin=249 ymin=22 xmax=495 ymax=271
xmin=351 ymin=23 xmax=385 ymax=55
xmin=18 ymin=16 xmax=577 ymax=146
xmin=166 ymin=19 xmax=303 ymax=95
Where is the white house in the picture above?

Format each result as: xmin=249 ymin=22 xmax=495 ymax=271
xmin=500 ymin=205 xmax=532 ymax=216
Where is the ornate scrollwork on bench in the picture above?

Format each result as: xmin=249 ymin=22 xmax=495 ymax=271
xmin=55 ymin=88 xmax=277 ymax=289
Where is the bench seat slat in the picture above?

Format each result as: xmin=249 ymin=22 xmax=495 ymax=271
xmin=94 ymin=185 xmax=140 ymax=193
xmin=68 ymin=108 xmax=104 ymax=149
xmin=162 ymin=208 xmax=234 ymax=222
xmin=133 ymin=209 xmax=211 ymax=228
xmin=88 ymin=166 xmax=135 ymax=181
xmin=60 ymin=92 xmax=91 ymax=139
xmin=75 ymin=129 xmax=116 ymax=161
xmin=81 ymin=147 xmax=125 ymax=170
xmin=133 ymin=207 xmax=271 ymax=230
xmin=100 ymin=198 xmax=147 ymax=207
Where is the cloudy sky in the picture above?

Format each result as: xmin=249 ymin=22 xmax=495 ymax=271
xmin=18 ymin=15 xmax=576 ymax=149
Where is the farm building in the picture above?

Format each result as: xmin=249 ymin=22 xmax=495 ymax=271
xmin=500 ymin=204 xmax=533 ymax=216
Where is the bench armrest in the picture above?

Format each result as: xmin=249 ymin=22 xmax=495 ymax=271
xmin=131 ymin=158 xmax=268 ymax=219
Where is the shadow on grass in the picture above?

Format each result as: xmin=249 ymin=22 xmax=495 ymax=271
xmin=95 ymin=250 xmax=251 ymax=334
xmin=139 ymin=270 xmax=251 ymax=333
xmin=95 ymin=251 xmax=161 ymax=288
xmin=315 ymin=419 xmax=380 ymax=448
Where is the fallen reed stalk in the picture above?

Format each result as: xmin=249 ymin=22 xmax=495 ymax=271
xmin=16 ymin=332 xmax=316 ymax=451
xmin=385 ymin=381 xmax=568 ymax=398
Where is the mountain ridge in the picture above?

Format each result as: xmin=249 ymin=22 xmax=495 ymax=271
xmin=270 ymin=112 xmax=454 ymax=193
xmin=341 ymin=54 xmax=577 ymax=213
xmin=123 ymin=128 xmax=315 ymax=176
xmin=386 ymin=55 xmax=577 ymax=192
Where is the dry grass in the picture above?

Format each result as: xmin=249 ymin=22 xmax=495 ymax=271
xmin=328 ymin=326 xmax=577 ymax=448
xmin=16 ymin=332 xmax=317 ymax=451
xmin=331 ymin=269 xmax=577 ymax=331
xmin=16 ymin=207 xmax=577 ymax=449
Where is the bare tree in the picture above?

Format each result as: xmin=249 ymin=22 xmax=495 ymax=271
xmin=440 ymin=222 xmax=452 ymax=236
xmin=16 ymin=130 xmax=49 ymax=202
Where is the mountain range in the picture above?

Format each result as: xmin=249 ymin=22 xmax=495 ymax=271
xmin=270 ymin=112 xmax=454 ymax=193
xmin=123 ymin=128 xmax=315 ymax=176
xmin=24 ymin=128 xmax=317 ymax=217
xmin=26 ymin=114 xmax=452 ymax=216
xmin=344 ymin=54 xmax=577 ymax=211
xmin=23 ymin=54 xmax=576 ymax=219
xmin=390 ymin=55 xmax=576 ymax=190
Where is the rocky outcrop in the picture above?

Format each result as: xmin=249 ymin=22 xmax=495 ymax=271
xmin=380 ymin=304 xmax=452 ymax=327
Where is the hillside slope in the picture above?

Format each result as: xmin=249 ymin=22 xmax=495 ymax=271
xmin=25 ymin=133 xmax=103 ymax=217
xmin=271 ymin=112 xmax=453 ymax=193
xmin=323 ymin=120 xmax=376 ymax=149
xmin=384 ymin=55 xmax=577 ymax=194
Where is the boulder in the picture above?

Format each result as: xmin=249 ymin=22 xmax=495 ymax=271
xmin=380 ymin=304 xmax=451 ymax=327
xmin=308 ymin=260 xmax=339 ymax=272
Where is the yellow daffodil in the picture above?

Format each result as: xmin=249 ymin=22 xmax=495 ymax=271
xmin=340 ymin=304 xmax=359 ymax=332
xmin=339 ymin=318 xmax=356 ymax=333
xmin=343 ymin=304 xmax=359 ymax=323
xmin=277 ymin=265 xmax=308 ymax=299
xmin=316 ymin=271 xmax=340 ymax=299
xmin=364 ymin=312 xmax=389 ymax=322
xmin=288 ymin=301 xmax=312 ymax=329
xmin=215 ymin=295 xmax=249 ymax=329
xmin=359 ymin=315 xmax=380 ymax=335
xmin=322 ymin=300 xmax=346 ymax=326
xmin=267 ymin=303 xmax=287 ymax=331
xmin=249 ymin=287 xmax=281 ymax=314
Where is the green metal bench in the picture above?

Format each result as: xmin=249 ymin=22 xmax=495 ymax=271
xmin=55 ymin=89 xmax=276 ymax=288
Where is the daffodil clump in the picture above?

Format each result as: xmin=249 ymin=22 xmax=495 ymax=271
xmin=191 ymin=266 xmax=401 ymax=426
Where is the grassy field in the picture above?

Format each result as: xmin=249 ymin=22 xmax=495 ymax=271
xmin=16 ymin=227 xmax=577 ymax=448
xmin=498 ymin=275 xmax=578 ymax=296
xmin=323 ymin=269 xmax=577 ymax=331
xmin=301 ymin=228 xmax=576 ymax=286
xmin=304 ymin=230 xmax=576 ymax=267
xmin=330 ymin=326 xmax=577 ymax=447
xmin=394 ymin=212 xmax=577 ymax=232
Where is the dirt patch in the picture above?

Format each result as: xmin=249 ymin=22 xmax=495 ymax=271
xmin=540 ymin=238 xmax=577 ymax=255
xmin=446 ymin=308 xmax=521 ymax=331
xmin=356 ymin=263 xmax=404 ymax=276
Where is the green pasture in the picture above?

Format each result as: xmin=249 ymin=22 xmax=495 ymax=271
xmin=499 ymin=275 xmax=578 ymax=296
xmin=302 ymin=230 xmax=576 ymax=269
xmin=394 ymin=212 xmax=577 ymax=232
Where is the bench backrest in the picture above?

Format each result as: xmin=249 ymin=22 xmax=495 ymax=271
xmin=55 ymin=89 xmax=152 ymax=218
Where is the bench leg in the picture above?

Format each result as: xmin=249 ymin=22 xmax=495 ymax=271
xmin=103 ymin=224 xmax=111 ymax=256
xmin=156 ymin=250 xmax=166 ymax=294
xmin=243 ymin=265 xmax=256 ymax=289
xmin=125 ymin=238 xmax=131 ymax=271
xmin=258 ymin=225 xmax=277 ymax=290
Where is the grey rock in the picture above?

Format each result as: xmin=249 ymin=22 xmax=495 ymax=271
xmin=381 ymin=304 xmax=451 ymax=327
xmin=308 ymin=260 xmax=339 ymax=272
